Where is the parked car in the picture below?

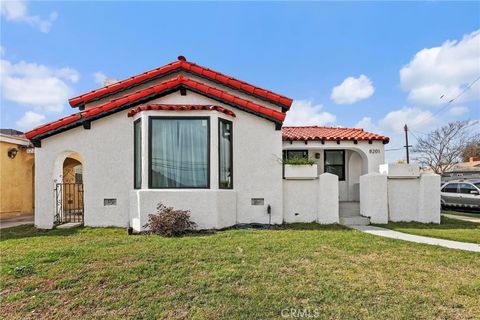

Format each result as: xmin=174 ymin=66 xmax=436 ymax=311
xmin=440 ymin=180 xmax=480 ymax=210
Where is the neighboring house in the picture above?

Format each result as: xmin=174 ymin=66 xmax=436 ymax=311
xmin=0 ymin=129 xmax=35 ymax=218
xmin=26 ymin=56 xmax=393 ymax=230
xmin=441 ymin=157 xmax=480 ymax=182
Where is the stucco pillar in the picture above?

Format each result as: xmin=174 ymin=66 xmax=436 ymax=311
xmin=359 ymin=172 xmax=388 ymax=224
xmin=34 ymin=148 xmax=55 ymax=229
xmin=418 ymin=173 xmax=441 ymax=223
xmin=318 ymin=173 xmax=339 ymax=224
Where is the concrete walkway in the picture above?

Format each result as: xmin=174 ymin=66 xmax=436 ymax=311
xmin=351 ymin=225 xmax=480 ymax=253
xmin=0 ymin=215 xmax=34 ymax=229
xmin=442 ymin=213 xmax=480 ymax=224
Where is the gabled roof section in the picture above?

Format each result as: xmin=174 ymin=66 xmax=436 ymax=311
xmin=25 ymin=75 xmax=286 ymax=141
xmin=282 ymin=126 xmax=390 ymax=144
xmin=69 ymin=56 xmax=293 ymax=110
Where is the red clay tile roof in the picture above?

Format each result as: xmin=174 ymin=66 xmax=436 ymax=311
xmin=127 ymin=104 xmax=236 ymax=118
xmin=282 ymin=126 xmax=390 ymax=144
xmin=69 ymin=56 xmax=293 ymax=110
xmin=25 ymin=75 xmax=284 ymax=140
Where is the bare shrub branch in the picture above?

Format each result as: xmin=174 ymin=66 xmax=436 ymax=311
xmin=413 ymin=120 xmax=479 ymax=174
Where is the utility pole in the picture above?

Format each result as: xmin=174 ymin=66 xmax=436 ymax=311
xmin=404 ymin=124 xmax=412 ymax=164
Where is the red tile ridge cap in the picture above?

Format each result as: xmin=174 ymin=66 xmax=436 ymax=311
xmin=68 ymin=58 xmax=293 ymax=109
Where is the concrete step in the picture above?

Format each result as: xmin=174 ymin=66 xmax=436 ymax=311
xmin=339 ymin=216 xmax=370 ymax=226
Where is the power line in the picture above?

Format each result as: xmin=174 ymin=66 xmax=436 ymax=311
xmin=408 ymin=75 xmax=480 ymax=130
xmin=385 ymin=148 xmax=403 ymax=152
xmin=444 ymin=76 xmax=480 ymax=104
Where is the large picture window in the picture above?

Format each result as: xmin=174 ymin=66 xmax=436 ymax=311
xmin=134 ymin=119 xmax=142 ymax=189
xmin=219 ymin=118 xmax=233 ymax=189
xmin=149 ymin=117 xmax=209 ymax=188
xmin=324 ymin=150 xmax=345 ymax=181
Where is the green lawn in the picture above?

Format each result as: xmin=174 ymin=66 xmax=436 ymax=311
xmin=1 ymin=225 xmax=479 ymax=319
xmin=376 ymin=216 xmax=480 ymax=244
xmin=442 ymin=209 xmax=480 ymax=218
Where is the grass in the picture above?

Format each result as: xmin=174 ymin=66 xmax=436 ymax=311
xmin=442 ymin=209 xmax=480 ymax=218
xmin=1 ymin=224 xmax=479 ymax=319
xmin=375 ymin=216 xmax=480 ymax=244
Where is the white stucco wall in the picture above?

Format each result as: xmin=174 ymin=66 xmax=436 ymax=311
xmin=359 ymin=173 xmax=388 ymax=224
xmin=318 ymin=173 xmax=339 ymax=223
xmin=131 ymin=190 xmax=236 ymax=230
xmin=35 ymin=110 xmax=134 ymax=229
xmin=35 ymin=89 xmax=283 ymax=230
xmin=359 ymin=164 xmax=441 ymax=224
xmin=147 ymin=91 xmax=283 ymax=226
xmin=283 ymin=173 xmax=339 ymax=224
xmin=417 ymin=173 xmax=441 ymax=223
xmin=283 ymin=179 xmax=318 ymax=223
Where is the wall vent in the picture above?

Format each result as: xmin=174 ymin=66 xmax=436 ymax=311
xmin=104 ymin=198 xmax=117 ymax=206
xmin=251 ymin=198 xmax=264 ymax=206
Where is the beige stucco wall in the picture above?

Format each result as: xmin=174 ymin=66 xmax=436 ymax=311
xmin=0 ymin=140 xmax=34 ymax=217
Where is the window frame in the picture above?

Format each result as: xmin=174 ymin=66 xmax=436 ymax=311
xmin=442 ymin=183 xmax=459 ymax=193
xmin=148 ymin=116 xmax=211 ymax=189
xmin=283 ymin=150 xmax=309 ymax=160
xmin=459 ymin=183 xmax=477 ymax=194
xmin=324 ymin=150 xmax=345 ymax=181
xmin=218 ymin=118 xmax=233 ymax=189
xmin=133 ymin=118 xmax=142 ymax=189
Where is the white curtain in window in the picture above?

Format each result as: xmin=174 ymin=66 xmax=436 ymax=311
xmin=151 ymin=119 xmax=208 ymax=188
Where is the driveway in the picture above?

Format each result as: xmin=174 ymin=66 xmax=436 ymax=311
xmin=0 ymin=214 xmax=34 ymax=229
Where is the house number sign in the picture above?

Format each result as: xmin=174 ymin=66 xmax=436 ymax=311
xmin=369 ymin=149 xmax=381 ymax=154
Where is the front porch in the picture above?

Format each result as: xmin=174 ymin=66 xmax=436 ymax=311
xmin=339 ymin=201 xmax=370 ymax=226
xmin=283 ymin=144 xmax=378 ymax=202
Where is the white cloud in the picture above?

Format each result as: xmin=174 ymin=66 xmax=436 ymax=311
xmin=15 ymin=111 xmax=46 ymax=129
xmin=380 ymin=107 xmax=435 ymax=134
xmin=284 ymin=100 xmax=336 ymax=126
xmin=354 ymin=116 xmax=380 ymax=134
xmin=93 ymin=71 xmax=107 ymax=85
xmin=0 ymin=0 xmax=57 ymax=33
xmin=448 ymin=106 xmax=469 ymax=116
xmin=354 ymin=108 xmax=437 ymax=163
xmin=331 ymin=75 xmax=375 ymax=104
xmin=400 ymin=29 xmax=480 ymax=106
xmin=1 ymin=57 xmax=79 ymax=112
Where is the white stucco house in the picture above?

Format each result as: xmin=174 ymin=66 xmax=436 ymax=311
xmin=26 ymin=56 xmax=439 ymax=230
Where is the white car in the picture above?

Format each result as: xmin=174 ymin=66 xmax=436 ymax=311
xmin=441 ymin=180 xmax=480 ymax=210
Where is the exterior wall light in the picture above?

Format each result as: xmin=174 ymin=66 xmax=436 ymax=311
xmin=315 ymin=152 xmax=321 ymax=159
xmin=7 ymin=148 xmax=18 ymax=159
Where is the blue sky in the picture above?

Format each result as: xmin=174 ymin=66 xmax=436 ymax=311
xmin=1 ymin=1 xmax=479 ymax=161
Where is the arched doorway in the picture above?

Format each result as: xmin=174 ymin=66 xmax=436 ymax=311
xmin=54 ymin=152 xmax=84 ymax=224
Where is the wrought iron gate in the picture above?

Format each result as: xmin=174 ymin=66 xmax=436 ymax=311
xmin=55 ymin=183 xmax=84 ymax=224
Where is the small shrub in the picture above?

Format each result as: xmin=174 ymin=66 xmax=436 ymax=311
xmin=143 ymin=203 xmax=197 ymax=237
xmin=283 ymin=156 xmax=316 ymax=165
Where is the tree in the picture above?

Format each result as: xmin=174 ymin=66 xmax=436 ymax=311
xmin=461 ymin=141 xmax=480 ymax=162
xmin=413 ymin=121 xmax=479 ymax=174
